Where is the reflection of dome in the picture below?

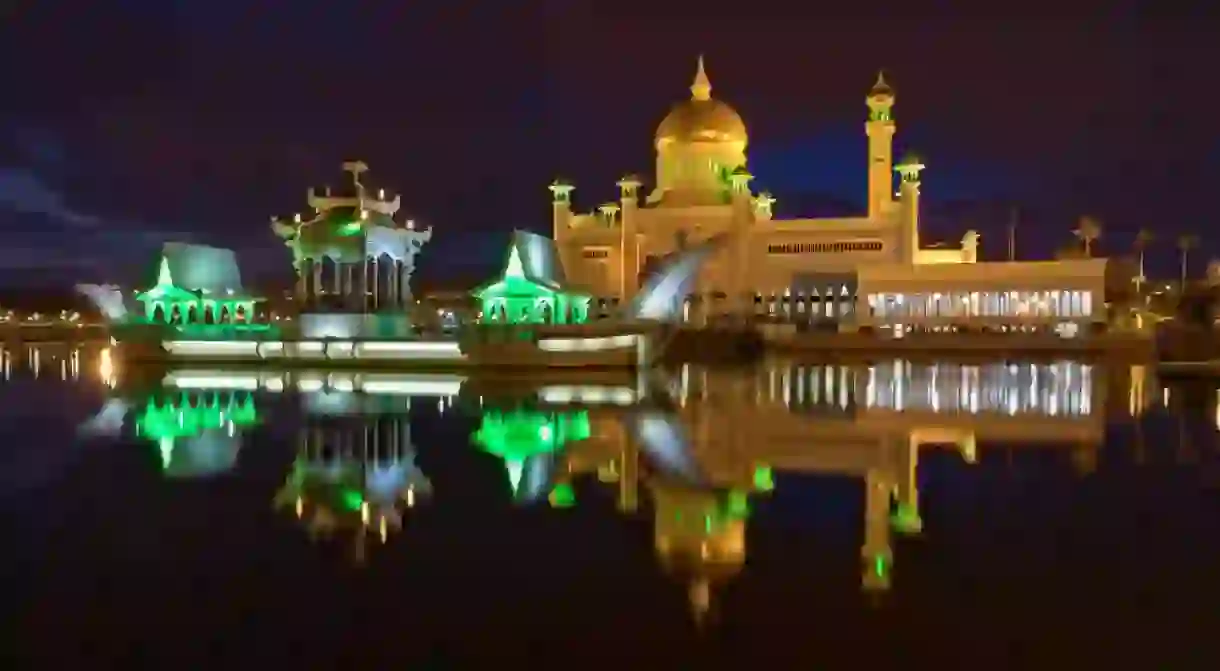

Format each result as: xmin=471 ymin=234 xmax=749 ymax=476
xmin=655 ymin=56 xmax=747 ymax=147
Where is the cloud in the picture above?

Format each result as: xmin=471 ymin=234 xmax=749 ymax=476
xmin=0 ymin=167 xmax=99 ymax=228
xmin=12 ymin=127 xmax=65 ymax=168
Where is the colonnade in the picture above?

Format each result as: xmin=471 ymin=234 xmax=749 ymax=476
xmin=297 ymin=255 xmax=414 ymax=312
xmin=298 ymin=417 xmax=413 ymax=463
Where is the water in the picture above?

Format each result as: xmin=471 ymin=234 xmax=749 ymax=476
xmin=5 ymin=345 xmax=1220 ymax=667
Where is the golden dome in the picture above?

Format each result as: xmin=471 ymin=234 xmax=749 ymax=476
xmin=655 ymin=56 xmax=747 ymax=146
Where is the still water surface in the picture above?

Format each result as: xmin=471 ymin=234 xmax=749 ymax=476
xmin=4 ymin=346 xmax=1220 ymax=668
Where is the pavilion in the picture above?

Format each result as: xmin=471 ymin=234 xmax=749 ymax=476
xmin=133 ymin=242 xmax=265 ymax=326
xmin=471 ymin=230 xmax=594 ymax=325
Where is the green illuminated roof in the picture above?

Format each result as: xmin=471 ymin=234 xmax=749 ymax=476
xmin=472 ymin=230 xmax=587 ymax=298
xmin=139 ymin=243 xmax=249 ymax=296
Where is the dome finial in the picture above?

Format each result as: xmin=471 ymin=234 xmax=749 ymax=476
xmin=690 ymin=54 xmax=712 ymax=101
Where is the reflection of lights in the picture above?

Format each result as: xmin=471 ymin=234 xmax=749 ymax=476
xmin=161 ymin=371 xmax=465 ymax=396
xmin=99 ymin=348 xmax=116 ymax=387
xmin=1163 ymin=387 xmax=1171 ymax=408
xmin=538 ymin=385 xmax=637 ymax=405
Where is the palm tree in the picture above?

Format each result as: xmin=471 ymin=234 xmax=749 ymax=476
xmin=1177 ymin=234 xmax=1199 ymax=287
xmin=1133 ymin=229 xmax=1154 ymax=294
xmin=1073 ymin=216 xmax=1103 ymax=256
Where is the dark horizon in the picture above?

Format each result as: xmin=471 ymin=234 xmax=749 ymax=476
xmin=2 ymin=3 xmax=1218 ymax=290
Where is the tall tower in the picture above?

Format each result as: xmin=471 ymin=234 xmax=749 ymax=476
xmin=865 ymin=72 xmax=896 ymax=219
xmin=617 ymin=174 xmax=642 ymax=299
xmin=549 ymin=178 xmax=574 ymax=240
xmin=895 ymin=153 xmax=925 ymax=264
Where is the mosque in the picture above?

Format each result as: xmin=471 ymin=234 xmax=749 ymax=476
xmin=551 ymin=57 xmax=1122 ymax=331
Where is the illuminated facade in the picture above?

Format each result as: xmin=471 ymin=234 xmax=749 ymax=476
xmin=271 ymin=161 xmax=433 ymax=339
xmin=554 ymin=57 xmax=1116 ymax=328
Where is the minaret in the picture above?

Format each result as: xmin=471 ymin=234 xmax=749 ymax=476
xmin=895 ymin=153 xmax=925 ymax=264
xmin=865 ymin=72 xmax=896 ymax=220
xmin=549 ymin=178 xmax=574 ymax=239
xmin=617 ymin=174 xmax=642 ymax=300
xmin=728 ymin=166 xmax=755 ymax=318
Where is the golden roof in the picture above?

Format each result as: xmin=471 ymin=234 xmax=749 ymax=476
xmin=655 ymin=56 xmax=747 ymax=146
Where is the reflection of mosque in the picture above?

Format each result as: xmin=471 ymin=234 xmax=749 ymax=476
xmin=273 ymin=401 xmax=429 ymax=565
xmin=68 ymin=352 xmax=1220 ymax=617
xmin=551 ymin=360 xmax=1112 ymax=621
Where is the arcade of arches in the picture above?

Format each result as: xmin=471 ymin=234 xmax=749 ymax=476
xmin=141 ymin=298 xmax=258 ymax=325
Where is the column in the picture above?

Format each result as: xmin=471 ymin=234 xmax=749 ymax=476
xmin=371 ymin=418 xmax=381 ymax=463
xmin=389 ymin=260 xmax=400 ymax=308
xmin=371 ymin=257 xmax=380 ymax=311
xmin=296 ymin=261 xmax=306 ymax=304
xmin=313 ymin=259 xmax=322 ymax=308
xmin=398 ymin=260 xmax=411 ymax=305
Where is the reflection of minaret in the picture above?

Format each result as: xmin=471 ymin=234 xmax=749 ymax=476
xmin=861 ymin=470 xmax=895 ymax=593
xmin=892 ymin=434 xmax=923 ymax=535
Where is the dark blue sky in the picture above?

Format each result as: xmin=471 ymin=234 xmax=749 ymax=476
xmin=1 ymin=1 xmax=1217 ymax=288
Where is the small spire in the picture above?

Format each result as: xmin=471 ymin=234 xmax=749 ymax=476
xmin=870 ymin=70 xmax=893 ymax=97
xmin=690 ymin=55 xmax=712 ymax=101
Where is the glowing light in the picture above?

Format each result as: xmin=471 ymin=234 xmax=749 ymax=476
xmin=537 ymin=385 xmax=637 ymax=405
xmin=503 ymin=246 xmax=526 ymax=279
xmin=98 ymin=348 xmax=116 ymax=387
xmin=536 ymin=334 xmax=638 ymax=352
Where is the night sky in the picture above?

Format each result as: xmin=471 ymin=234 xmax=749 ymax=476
xmin=1 ymin=1 xmax=1217 ymax=289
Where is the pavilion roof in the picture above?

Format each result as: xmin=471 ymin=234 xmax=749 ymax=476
xmin=139 ymin=243 xmax=249 ymax=296
xmin=472 ymin=230 xmax=586 ymax=298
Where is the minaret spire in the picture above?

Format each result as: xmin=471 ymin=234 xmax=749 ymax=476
xmin=870 ymin=70 xmax=893 ymax=98
xmin=690 ymin=55 xmax=712 ymax=101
